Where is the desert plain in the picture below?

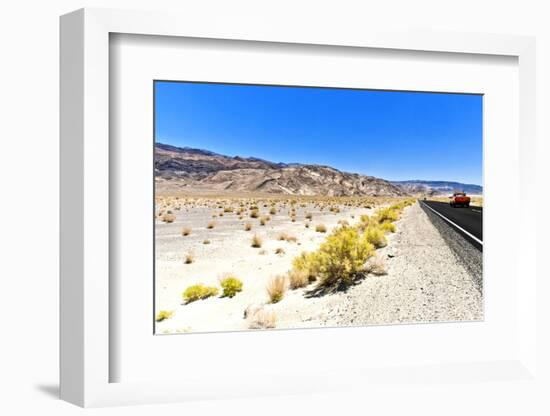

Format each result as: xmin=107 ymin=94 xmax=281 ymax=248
xmin=154 ymin=193 xmax=482 ymax=334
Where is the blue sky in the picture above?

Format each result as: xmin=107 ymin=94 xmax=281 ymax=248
xmin=155 ymin=81 xmax=483 ymax=185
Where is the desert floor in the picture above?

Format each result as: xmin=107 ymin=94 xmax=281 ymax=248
xmin=154 ymin=198 xmax=482 ymax=334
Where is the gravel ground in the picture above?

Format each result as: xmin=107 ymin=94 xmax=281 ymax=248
xmin=324 ymin=202 xmax=483 ymax=327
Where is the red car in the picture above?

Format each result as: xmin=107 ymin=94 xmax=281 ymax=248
xmin=450 ymin=192 xmax=470 ymax=208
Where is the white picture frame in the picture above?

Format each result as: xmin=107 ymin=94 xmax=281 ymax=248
xmin=60 ymin=7 xmax=538 ymax=407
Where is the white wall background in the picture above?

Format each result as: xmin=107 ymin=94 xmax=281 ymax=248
xmin=1 ymin=0 xmax=548 ymax=414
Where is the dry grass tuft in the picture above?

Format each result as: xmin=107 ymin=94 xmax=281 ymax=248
xmin=251 ymin=234 xmax=263 ymax=248
xmin=247 ymin=309 xmax=277 ymax=329
xmin=181 ymin=227 xmax=191 ymax=236
xmin=184 ymin=252 xmax=195 ymax=264
xmin=288 ymin=269 xmax=309 ymax=289
xmin=161 ymin=213 xmax=176 ymax=223
xmin=315 ymin=224 xmax=327 ymax=233
xmin=365 ymin=256 xmax=388 ymax=276
xmin=206 ymin=221 xmax=216 ymax=229
xmin=277 ymin=233 xmax=297 ymax=243
xmin=244 ymin=222 xmax=252 ymax=231
xmin=266 ymin=275 xmax=288 ymax=303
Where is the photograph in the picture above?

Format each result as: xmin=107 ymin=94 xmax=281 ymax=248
xmin=153 ymin=81 xmax=483 ymax=334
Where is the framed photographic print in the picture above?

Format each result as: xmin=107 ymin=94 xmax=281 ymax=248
xmin=60 ymin=8 xmax=538 ymax=407
xmin=152 ymin=81 xmax=484 ymax=335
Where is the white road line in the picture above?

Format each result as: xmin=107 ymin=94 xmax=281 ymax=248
xmin=420 ymin=201 xmax=483 ymax=246
xmin=472 ymin=209 xmax=482 ymax=213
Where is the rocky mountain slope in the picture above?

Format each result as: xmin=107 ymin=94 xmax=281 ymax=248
xmin=155 ymin=143 xmax=407 ymax=197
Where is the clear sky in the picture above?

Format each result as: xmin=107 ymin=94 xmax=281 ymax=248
xmin=155 ymin=81 xmax=483 ymax=185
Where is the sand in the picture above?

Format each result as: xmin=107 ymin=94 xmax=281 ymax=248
xmin=154 ymin=198 xmax=372 ymax=333
xmin=155 ymin=200 xmax=483 ymax=334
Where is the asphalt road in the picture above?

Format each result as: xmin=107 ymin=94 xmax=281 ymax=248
xmin=420 ymin=200 xmax=483 ymax=250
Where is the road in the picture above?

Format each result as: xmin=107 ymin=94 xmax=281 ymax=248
xmin=420 ymin=200 xmax=483 ymax=250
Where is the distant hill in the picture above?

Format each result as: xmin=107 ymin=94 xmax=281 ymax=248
xmin=391 ymin=180 xmax=483 ymax=196
xmin=155 ymin=143 xmax=407 ymax=197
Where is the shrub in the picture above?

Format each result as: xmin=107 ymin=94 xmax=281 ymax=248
xmin=203 ymin=239 xmax=211 ymax=245
xmin=311 ymin=227 xmax=375 ymax=288
xmin=251 ymin=234 xmax=263 ymax=248
xmin=258 ymin=249 xmax=267 ymax=255
xmin=292 ymin=251 xmax=320 ymax=282
xmin=207 ymin=221 xmax=216 ymax=229
xmin=162 ymin=213 xmax=176 ymax=223
xmin=288 ymin=269 xmax=309 ymax=289
xmin=266 ymin=275 xmax=287 ymax=303
xmin=155 ymin=310 xmax=174 ymax=322
xmin=275 ymin=247 xmax=285 ymax=255
xmin=260 ymin=216 xmax=268 ymax=226
xmin=305 ymin=223 xmax=310 ymax=228
xmin=269 ymin=207 xmax=277 ymax=215
xmin=220 ymin=276 xmax=243 ymax=298
xmin=305 ymin=212 xmax=313 ymax=220
xmin=181 ymin=227 xmax=191 ymax=236
xmin=224 ymin=207 xmax=233 ymax=213
xmin=376 ymin=207 xmax=399 ymax=223
xmin=380 ymin=222 xmax=396 ymax=233
xmin=182 ymin=284 xmax=219 ymax=303
xmin=250 ymin=209 xmax=259 ymax=219
xmin=244 ymin=222 xmax=252 ymax=231
xmin=364 ymin=225 xmax=387 ymax=248
xmin=184 ymin=252 xmax=195 ymax=264
xmin=315 ymin=224 xmax=327 ymax=233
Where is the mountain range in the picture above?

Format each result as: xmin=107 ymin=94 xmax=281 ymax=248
xmin=155 ymin=143 xmax=481 ymax=197
xmin=390 ymin=180 xmax=483 ymax=196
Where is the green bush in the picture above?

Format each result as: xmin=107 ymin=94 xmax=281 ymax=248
xmin=380 ymin=222 xmax=396 ymax=233
xmin=301 ymin=226 xmax=375 ymax=289
xmin=182 ymin=284 xmax=219 ymax=303
xmin=364 ymin=225 xmax=387 ymax=248
xmin=292 ymin=251 xmax=321 ymax=282
xmin=220 ymin=276 xmax=243 ymax=298
xmin=375 ymin=207 xmax=399 ymax=223
xmin=155 ymin=310 xmax=174 ymax=322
